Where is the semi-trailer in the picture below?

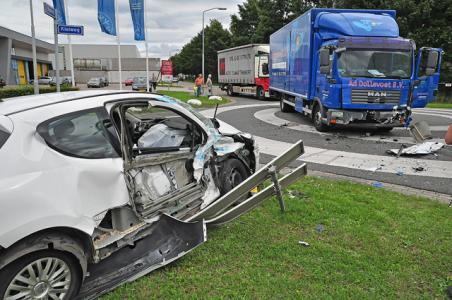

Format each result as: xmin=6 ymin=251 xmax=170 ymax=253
xmin=218 ymin=44 xmax=270 ymax=100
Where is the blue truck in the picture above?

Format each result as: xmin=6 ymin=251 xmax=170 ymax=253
xmin=270 ymin=8 xmax=443 ymax=131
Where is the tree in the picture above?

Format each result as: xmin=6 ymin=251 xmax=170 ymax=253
xmin=171 ymin=19 xmax=232 ymax=81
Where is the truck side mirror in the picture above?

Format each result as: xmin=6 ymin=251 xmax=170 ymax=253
xmin=262 ymin=63 xmax=269 ymax=75
xmin=319 ymin=49 xmax=330 ymax=75
xmin=425 ymin=51 xmax=439 ymax=76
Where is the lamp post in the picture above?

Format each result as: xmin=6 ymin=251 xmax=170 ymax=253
xmin=202 ymin=7 xmax=226 ymax=80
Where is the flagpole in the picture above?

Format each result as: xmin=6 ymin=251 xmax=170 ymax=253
xmin=114 ymin=0 xmax=122 ymax=90
xmin=64 ymin=0 xmax=75 ymax=87
xmin=144 ymin=0 xmax=149 ymax=92
xmin=29 ymin=0 xmax=39 ymax=95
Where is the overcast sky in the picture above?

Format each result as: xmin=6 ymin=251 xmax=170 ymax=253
xmin=0 ymin=0 xmax=244 ymax=59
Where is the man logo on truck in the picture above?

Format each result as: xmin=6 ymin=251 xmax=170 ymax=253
xmin=368 ymin=91 xmax=387 ymax=98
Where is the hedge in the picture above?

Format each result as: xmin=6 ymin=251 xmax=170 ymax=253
xmin=0 ymin=85 xmax=79 ymax=101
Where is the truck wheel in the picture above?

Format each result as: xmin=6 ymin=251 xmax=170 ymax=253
xmin=219 ymin=158 xmax=250 ymax=196
xmin=0 ymin=250 xmax=82 ymax=300
xmin=280 ymin=99 xmax=294 ymax=113
xmin=312 ymin=104 xmax=328 ymax=132
xmin=256 ymin=87 xmax=265 ymax=100
xmin=227 ymin=85 xmax=236 ymax=96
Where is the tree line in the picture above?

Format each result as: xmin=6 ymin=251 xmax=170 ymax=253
xmin=171 ymin=0 xmax=451 ymax=81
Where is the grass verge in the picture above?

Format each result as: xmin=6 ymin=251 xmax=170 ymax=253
xmin=427 ymin=102 xmax=452 ymax=109
xmin=102 ymin=177 xmax=451 ymax=299
xmin=156 ymin=90 xmax=230 ymax=108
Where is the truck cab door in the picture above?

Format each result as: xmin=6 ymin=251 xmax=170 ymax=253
xmin=412 ymin=48 xmax=442 ymax=108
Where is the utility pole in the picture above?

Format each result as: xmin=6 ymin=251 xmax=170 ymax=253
xmin=202 ymin=7 xmax=227 ymax=80
xmin=54 ymin=9 xmax=60 ymax=93
xmin=114 ymin=0 xmax=122 ymax=90
xmin=65 ymin=0 xmax=75 ymax=87
xmin=29 ymin=0 xmax=39 ymax=95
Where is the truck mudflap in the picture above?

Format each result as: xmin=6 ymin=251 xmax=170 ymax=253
xmin=187 ymin=140 xmax=306 ymax=224
xmin=76 ymin=214 xmax=206 ymax=300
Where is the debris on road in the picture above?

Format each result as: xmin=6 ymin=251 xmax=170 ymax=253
xmin=409 ymin=121 xmax=433 ymax=143
xmin=298 ymin=241 xmax=310 ymax=247
xmin=372 ymin=182 xmax=384 ymax=188
xmin=388 ymin=142 xmax=445 ymax=156
xmin=396 ymin=169 xmax=404 ymax=176
xmin=413 ymin=166 xmax=426 ymax=172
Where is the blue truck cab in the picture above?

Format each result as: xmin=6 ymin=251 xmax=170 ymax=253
xmin=270 ymin=8 xmax=442 ymax=131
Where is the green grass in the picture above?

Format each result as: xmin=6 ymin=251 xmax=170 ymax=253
xmin=102 ymin=177 xmax=451 ymax=299
xmin=156 ymin=90 xmax=230 ymax=108
xmin=427 ymin=102 xmax=452 ymax=109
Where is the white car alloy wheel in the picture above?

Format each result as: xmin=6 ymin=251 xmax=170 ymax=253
xmin=4 ymin=257 xmax=72 ymax=300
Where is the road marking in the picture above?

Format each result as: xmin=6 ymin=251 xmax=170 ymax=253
xmin=201 ymin=104 xmax=452 ymax=179
xmin=255 ymin=136 xmax=452 ymax=179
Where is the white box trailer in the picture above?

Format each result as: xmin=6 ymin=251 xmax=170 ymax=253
xmin=218 ymin=44 xmax=270 ymax=99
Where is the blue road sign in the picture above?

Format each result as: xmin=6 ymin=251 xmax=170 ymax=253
xmin=57 ymin=25 xmax=84 ymax=36
xmin=44 ymin=2 xmax=55 ymax=19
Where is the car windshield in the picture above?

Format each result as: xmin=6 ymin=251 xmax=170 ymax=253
xmin=337 ymin=50 xmax=412 ymax=79
xmin=90 ymin=78 xmax=100 ymax=82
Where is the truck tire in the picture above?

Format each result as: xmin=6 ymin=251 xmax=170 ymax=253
xmin=227 ymin=85 xmax=236 ymax=96
xmin=0 ymin=250 xmax=82 ymax=300
xmin=312 ymin=103 xmax=329 ymax=132
xmin=256 ymin=87 xmax=265 ymax=100
xmin=280 ymin=99 xmax=294 ymax=113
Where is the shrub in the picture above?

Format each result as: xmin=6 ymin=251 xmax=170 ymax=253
xmin=0 ymin=85 xmax=79 ymax=101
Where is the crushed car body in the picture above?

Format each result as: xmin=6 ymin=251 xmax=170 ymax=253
xmin=0 ymin=91 xmax=307 ymax=299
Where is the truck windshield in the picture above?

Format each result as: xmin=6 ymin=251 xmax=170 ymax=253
xmin=337 ymin=50 xmax=412 ymax=79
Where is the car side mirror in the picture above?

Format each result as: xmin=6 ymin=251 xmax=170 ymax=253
xmin=425 ymin=51 xmax=439 ymax=76
xmin=319 ymin=49 xmax=330 ymax=75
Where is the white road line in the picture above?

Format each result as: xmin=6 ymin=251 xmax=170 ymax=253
xmin=255 ymin=136 xmax=452 ymax=179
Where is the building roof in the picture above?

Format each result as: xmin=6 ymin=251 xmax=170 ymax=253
xmin=0 ymin=26 xmax=54 ymax=53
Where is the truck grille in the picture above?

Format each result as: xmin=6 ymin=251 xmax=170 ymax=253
xmin=351 ymin=89 xmax=401 ymax=104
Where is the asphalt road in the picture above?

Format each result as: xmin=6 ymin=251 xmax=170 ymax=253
xmin=205 ymin=92 xmax=452 ymax=196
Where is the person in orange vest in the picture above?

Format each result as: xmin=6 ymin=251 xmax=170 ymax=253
xmin=194 ymin=74 xmax=204 ymax=97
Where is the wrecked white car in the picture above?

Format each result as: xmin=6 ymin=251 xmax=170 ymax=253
xmin=0 ymin=91 xmax=306 ymax=299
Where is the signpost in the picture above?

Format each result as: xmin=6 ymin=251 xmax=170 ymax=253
xmin=44 ymin=2 xmax=55 ymax=18
xmin=57 ymin=25 xmax=84 ymax=36
xmin=161 ymin=60 xmax=173 ymax=84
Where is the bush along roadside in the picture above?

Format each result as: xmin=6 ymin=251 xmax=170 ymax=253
xmin=0 ymin=85 xmax=79 ymax=101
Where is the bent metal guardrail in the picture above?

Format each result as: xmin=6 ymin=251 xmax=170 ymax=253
xmin=188 ymin=140 xmax=307 ymax=224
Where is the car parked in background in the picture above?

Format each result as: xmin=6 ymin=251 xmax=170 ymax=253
xmin=29 ymin=76 xmax=52 ymax=85
xmin=87 ymin=77 xmax=104 ymax=88
xmin=0 ymin=90 xmax=306 ymax=299
xmin=50 ymin=76 xmax=71 ymax=86
xmin=132 ymin=77 xmax=148 ymax=91
xmin=100 ymin=77 xmax=109 ymax=87
xmin=124 ymin=78 xmax=134 ymax=86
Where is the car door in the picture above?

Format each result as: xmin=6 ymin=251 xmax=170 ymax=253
xmin=110 ymin=99 xmax=216 ymax=221
xmin=412 ymin=47 xmax=442 ymax=108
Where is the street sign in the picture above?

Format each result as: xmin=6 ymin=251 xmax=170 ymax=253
xmin=57 ymin=25 xmax=84 ymax=36
xmin=43 ymin=2 xmax=55 ymax=19
xmin=161 ymin=60 xmax=173 ymax=83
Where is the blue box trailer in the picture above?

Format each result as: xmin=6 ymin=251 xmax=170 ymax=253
xmin=270 ymin=8 xmax=443 ymax=131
